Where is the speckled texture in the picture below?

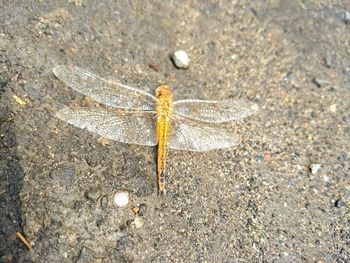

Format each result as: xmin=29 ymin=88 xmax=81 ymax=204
xmin=0 ymin=1 xmax=349 ymax=262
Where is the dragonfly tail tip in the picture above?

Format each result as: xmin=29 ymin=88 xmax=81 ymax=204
xmin=158 ymin=189 xmax=166 ymax=196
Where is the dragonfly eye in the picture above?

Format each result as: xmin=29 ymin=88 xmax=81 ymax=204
xmin=156 ymin=85 xmax=172 ymax=98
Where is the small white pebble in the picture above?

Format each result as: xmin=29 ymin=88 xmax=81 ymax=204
xmin=113 ymin=191 xmax=129 ymax=207
xmin=251 ymin=103 xmax=259 ymax=112
xmin=173 ymin=50 xmax=190 ymax=69
xmin=231 ymin=53 xmax=238 ymax=60
xmin=310 ymin=163 xmax=321 ymax=174
xmin=329 ymin=104 xmax=337 ymax=113
xmin=133 ymin=216 xmax=144 ymax=229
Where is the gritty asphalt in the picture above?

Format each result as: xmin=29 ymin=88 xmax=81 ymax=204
xmin=0 ymin=1 xmax=349 ymax=262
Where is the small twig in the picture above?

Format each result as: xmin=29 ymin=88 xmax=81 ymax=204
xmin=16 ymin=232 xmax=32 ymax=250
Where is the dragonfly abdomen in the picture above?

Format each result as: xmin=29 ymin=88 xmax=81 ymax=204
xmin=156 ymin=116 xmax=171 ymax=194
xmin=155 ymin=85 xmax=173 ymax=194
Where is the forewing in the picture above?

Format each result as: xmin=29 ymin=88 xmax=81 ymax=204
xmin=173 ymin=99 xmax=258 ymax=123
xmin=53 ymin=65 xmax=157 ymax=110
xmin=168 ymin=116 xmax=238 ymax=152
xmin=56 ymin=107 xmax=157 ymax=146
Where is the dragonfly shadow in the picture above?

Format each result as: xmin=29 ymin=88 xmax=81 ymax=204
xmin=120 ymin=146 xmax=158 ymax=196
xmin=0 ymin=77 xmax=31 ymax=260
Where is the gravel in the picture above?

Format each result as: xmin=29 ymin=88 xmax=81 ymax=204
xmin=172 ymin=50 xmax=190 ymax=69
xmin=1 ymin=1 xmax=349 ymax=262
xmin=113 ymin=191 xmax=130 ymax=207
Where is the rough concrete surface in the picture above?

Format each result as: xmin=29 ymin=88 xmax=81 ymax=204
xmin=1 ymin=1 xmax=349 ymax=262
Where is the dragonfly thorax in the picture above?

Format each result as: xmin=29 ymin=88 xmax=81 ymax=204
xmin=156 ymin=85 xmax=172 ymax=97
xmin=156 ymin=85 xmax=173 ymax=118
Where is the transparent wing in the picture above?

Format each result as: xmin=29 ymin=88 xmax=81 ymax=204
xmin=173 ymin=99 xmax=258 ymax=123
xmin=56 ymin=107 xmax=157 ymax=146
xmin=168 ymin=115 xmax=238 ymax=152
xmin=53 ymin=65 xmax=157 ymax=110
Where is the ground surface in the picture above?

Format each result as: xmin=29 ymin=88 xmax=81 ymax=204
xmin=1 ymin=0 xmax=349 ymax=262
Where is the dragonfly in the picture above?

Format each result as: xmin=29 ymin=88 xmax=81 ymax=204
xmin=53 ymin=65 xmax=258 ymax=194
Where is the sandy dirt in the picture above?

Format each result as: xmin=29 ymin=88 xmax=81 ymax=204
xmin=1 ymin=1 xmax=349 ymax=262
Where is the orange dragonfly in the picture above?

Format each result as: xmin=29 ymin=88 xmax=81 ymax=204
xmin=53 ymin=65 xmax=258 ymax=194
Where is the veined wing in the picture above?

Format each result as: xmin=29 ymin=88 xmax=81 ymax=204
xmin=53 ymin=65 xmax=157 ymax=111
xmin=56 ymin=107 xmax=157 ymax=146
xmin=168 ymin=115 xmax=238 ymax=152
xmin=173 ymin=99 xmax=258 ymax=123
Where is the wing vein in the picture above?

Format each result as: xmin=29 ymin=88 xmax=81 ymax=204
xmin=56 ymin=107 xmax=157 ymax=146
xmin=53 ymin=65 xmax=157 ymax=110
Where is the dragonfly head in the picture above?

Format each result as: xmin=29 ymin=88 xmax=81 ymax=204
xmin=156 ymin=85 xmax=172 ymax=98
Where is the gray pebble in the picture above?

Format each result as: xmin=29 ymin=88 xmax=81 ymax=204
xmin=341 ymin=11 xmax=350 ymax=24
xmin=334 ymin=198 xmax=345 ymax=208
xmin=116 ymin=235 xmax=134 ymax=251
xmin=310 ymin=163 xmax=321 ymax=174
xmin=51 ymin=165 xmax=76 ymax=187
xmin=138 ymin=203 xmax=147 ymax=216
xmin=24 ymin=85 xmax=40 ymax=101
xmin=100 ymin=195 xmax=108 ymax=210
xmin=84 ymin=155 xmax=99 ymax=167
xmin=338 ymin=153 xmax=347 ymax=162
xmin=254 ymin=155 xmax=264 ymax=162
xmin=343 ymin=68 xmax=350 ymax=77
xmin=323 ymin=56 xmax=333 ymax=68
xmin=312 ymin=78 xmax=328 ymax=87
xmin=84 ymin=188 xmax=101 ymax=201
xmin=0 ymin=77 xmax=7 ymax=92
xmin=76 ymin=246 xmax=97 ymax=263
xmin=343 ymin=116 xmax=350 ymax=124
